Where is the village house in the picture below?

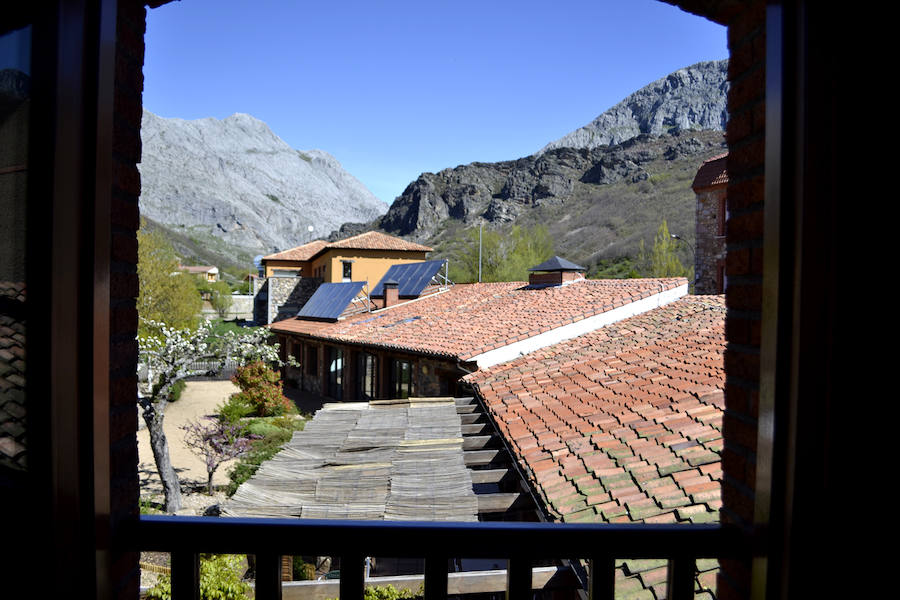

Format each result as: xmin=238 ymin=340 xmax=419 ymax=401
xmin=260 ymin=231 xmax=431 ymax=282
xmin=256 ymin=231 xmax=434 ymax=324
xmin=1 ymin=1 xmax=852 ymax=599
xmin=177 ymin=264 xmax=219 ymax=283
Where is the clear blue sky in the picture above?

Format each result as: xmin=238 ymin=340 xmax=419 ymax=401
xmin=144 ymin=0 xmax=727 ymax=205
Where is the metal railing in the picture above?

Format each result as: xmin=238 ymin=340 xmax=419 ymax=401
xmin=130 ymin=516 xmax=750 ymax=600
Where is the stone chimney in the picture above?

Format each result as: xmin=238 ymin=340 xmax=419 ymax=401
xmin=527 ymin=256 xmax=586 ymax=287
xmin=383 ymin=279 xmax=399 ymax=308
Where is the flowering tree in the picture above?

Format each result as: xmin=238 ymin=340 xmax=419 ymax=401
xmin=182 ymin=417 xmax=257 ymax=495
xmin=138 ymin=319 xmax=292 ymax=512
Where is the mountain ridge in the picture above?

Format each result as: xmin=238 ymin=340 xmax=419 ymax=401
xmin=138 ymin=109 xmax=387 ymax=263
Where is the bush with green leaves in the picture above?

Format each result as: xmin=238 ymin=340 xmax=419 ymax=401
xmin=217 ymin=394 xmax=255 ymax=424
xmin=146 ymin=554 xmax=250 ymax=600
xmin=326 ymin=584 xmax=423 ymax=600
xmin=226 ymin=417 xmax=305 ymax=496
xmin=230 ymin=361 xmax=293 ymax=417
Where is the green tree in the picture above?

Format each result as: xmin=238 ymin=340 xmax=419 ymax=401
xmin=635 ymin=220 xmax=692 ymax=279
xmin=207 ymin=280 xmax=233 ymax=318
xmin=137 ymin=221 xmax=202 ymax=337
xmin=448 ymin=224 xmax=554 ymax=283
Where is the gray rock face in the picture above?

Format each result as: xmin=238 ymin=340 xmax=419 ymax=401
xmin=378 ymin=132 xmax=722 ymax=241
xmin=538 ymin=59 xmax=728 ymax=154
xmin=139 ymin=110 xmax=386 ymax=255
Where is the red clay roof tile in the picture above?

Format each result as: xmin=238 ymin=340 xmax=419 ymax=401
xmin=270 ymin=278 xmax=687 ymax=360
xmin=692 ymin=152 xmax=729 ymax=190
xmin=466 ymin=295 xmax=725 ymax=526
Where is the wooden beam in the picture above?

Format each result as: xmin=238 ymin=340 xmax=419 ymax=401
xmin=477 ymin=493 xmax=530 ymax=514
xmin=461 ymin=423 xmax=489 ymax=435
xmin=469 ymin=469 xmax=510 ymax=484
xmin=463 ymin=435 xmax=493 ymax=450
xmin=459 ymin=413 xmax=482 ymax=425
xmin=463 ymin=449 xmax=502 ymax=466
xmin=456 ymin=404 xmax=477 ymax=414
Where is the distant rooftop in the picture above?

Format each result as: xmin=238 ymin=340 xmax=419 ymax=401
xmin=262 ymin=231 xmax=432 ymax=263
xmin=262 ymin=239 xmax=328 ymax=262
xmin=692 ymin=152 xmax=729 ymax=190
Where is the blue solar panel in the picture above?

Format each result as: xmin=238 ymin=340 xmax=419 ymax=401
xmin=371 ymin=259 xmax=445 ymax=297
xmin=297 ymin=281 xmax=366 ymax=320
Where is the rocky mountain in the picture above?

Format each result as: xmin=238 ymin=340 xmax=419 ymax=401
xmin=340 ymin=60 xmax=729 ymax=270
xmin=375 ymin=131 xmax=726 ymax=268
xmin=139 ymin=110 xmax=387 ymax=263
xmin=539 ymin=59 xmax=728 ymax=154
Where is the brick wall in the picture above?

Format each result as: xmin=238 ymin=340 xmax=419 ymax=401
xmin=694 ymin=184 xmax=727 ymax=294
xmin=109 ymin=1 xmax=147 ymax=597
xmin=667 ymin=2 xmax=766 ymax=598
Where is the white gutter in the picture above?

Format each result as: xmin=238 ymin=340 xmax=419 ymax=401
xmin=469 ymin=283 xmax=688 ymax=369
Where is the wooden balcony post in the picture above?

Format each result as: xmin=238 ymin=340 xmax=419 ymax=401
xmin=170 ymin=552 xmax=199 ymax=600
xmin=424 ymin=557 xmax=448 ymax=600
xmin=340 ymin=554 xmax=366 ymax=599
xmin=588 ymin=556 xmax=615 ymax=600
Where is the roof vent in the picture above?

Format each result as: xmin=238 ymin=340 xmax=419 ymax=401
xmin=527 ymin=256 xmax=586 ymax=287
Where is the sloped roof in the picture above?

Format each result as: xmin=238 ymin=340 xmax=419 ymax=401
xmin=270 ymin=278 xmax=687 ymax=361
xmin=325 ymin=231 xmax=432 ymax=252
xmin=466 ymin=295 xmax=725 ymax=526
xmin=262 ymin=232 xmax=432 ymax=263
xmin=692 ymin=153 xmax=729 ymax=190
xmin=262 ymin=239 xmax=329 ymax=262
xmin=528 ymin=256 xmax=586 ymax=272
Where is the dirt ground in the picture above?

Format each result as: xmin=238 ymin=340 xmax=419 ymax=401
xmin=137 ymin=380 xmax=325 ymax=513
xmin=137 ymin=380 xmax=241 ymax=501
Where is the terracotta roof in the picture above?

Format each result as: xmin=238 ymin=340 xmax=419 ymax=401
xmin=270 ymin=278 xmax=687 ymax=361
xmin=262 ymin=239 xmax=328 ymax=262
xmin=262 ymin=232 xmax=432 ymax=263
xmin=692 ymin=153 xmax=729 ymax=190
xmin=325 ymin=231 xmax=432 ymax=253
xmin=466 ymin=295 xmax=725 ymax=526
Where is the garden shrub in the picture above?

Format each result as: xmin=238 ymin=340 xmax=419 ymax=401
xmin=225 ymin=418 xmax=304 ymax=496
xmin=230 ymin=361 xmax=293 ymax=417
xmin=217 ymin=394 xmax=255 ymax=424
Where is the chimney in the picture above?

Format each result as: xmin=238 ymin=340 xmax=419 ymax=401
xmin=383 ymin=279 xmax=399 ymax=307
xmin=527 ymin=256 xmax=586 ymax=287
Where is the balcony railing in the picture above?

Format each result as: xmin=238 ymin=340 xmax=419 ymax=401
xmin=130 ymin=516 xmax=750 ymax=600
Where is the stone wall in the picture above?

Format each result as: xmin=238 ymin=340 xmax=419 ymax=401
xmin=254 ymin=276 xmax=322 ymax=324
xmin=694 ymin=184 xmax=727 ymax=294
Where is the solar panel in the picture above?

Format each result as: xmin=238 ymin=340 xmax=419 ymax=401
xmin=297 ymin=281 xmax=366 ymax=321
xmin=371 ymin=259 xmax=446 ymax=298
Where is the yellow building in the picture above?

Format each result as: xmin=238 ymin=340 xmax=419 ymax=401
xmin=260 ymin=231 xmax=432 ymax=288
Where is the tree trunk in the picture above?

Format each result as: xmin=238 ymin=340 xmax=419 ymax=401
xmin=143 ymin=403 xmax=183 ymax=512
